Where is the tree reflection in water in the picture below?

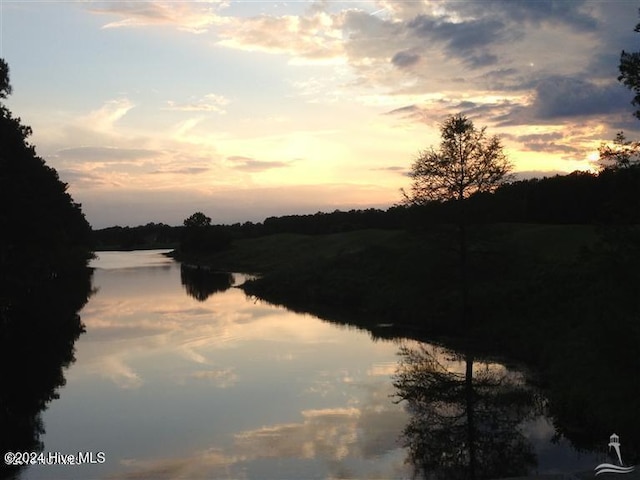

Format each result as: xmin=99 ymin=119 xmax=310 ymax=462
xmin=393 ymin=343 xmax=542 ymax=480
xmin=180 ymin=265 xmax=233 ymax=302
xmin=0 ymin=260 xmax=93 ymax=480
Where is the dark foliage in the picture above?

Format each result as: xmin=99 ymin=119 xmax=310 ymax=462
xmin=0 ymin=59 xmax=94 ymax=478
xmin=0 ymin=261 xmax=92 ymax=480
xmin=180 ymin=265 xmax=233 ymax=301
xmin=619 ymin=9 xmax=640 ymax=120
xmin=180 ymin=223 xmax=232 ymax=254
xmin=93 ymin=223 xmax=180 ymax=250
xmin=0 ymin=59 xmax=93 ymax=280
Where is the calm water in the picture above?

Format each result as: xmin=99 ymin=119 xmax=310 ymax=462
xmin=20 ymin=250 xmax=603 ymax=479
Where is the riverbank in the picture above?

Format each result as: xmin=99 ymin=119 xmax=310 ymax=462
xmin=172 ymin=223 xmax=601 ymax=354
xmin=170 ymin=223 xmax=640 ymax=459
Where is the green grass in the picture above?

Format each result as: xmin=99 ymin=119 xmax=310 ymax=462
xmin=190 ymin=224 xmax=597 ymax=276
xmin=178 ymin=224 xmax=601 ymax=345
xmin=177 ymin=229 xmax=409 ymax=274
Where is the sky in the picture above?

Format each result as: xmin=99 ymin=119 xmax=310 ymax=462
xmin=2 ymin=0 xmax=640 ymax=228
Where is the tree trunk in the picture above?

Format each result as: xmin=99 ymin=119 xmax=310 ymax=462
xmin=465 ymin=355 xmax=477 ymax=480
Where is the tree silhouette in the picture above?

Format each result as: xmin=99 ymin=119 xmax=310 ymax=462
xmin=619 ymin=9 xmax=640 ymax=120
xmin=0 ymin=58 xmax=93 ymax=277
xmin=0 ymin=60 xmax=11 ymax=99
xmin=1 ymin=57 xmax=93 ymax=479
xmin=183 ymin=211 xmax=211 ymax=228
xmin=180 ymin=212 xmax=230 ymax=254
xmin=598 ymin=131 xmax=640 ymax=170
xmin=403 ymin=115 xmax=511 ymax=322
xmin=403 ymin=115 xmax=511 ymax=207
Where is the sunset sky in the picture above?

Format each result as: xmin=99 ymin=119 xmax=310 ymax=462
xmin=3 ymin=0 xmax=640 ymax=228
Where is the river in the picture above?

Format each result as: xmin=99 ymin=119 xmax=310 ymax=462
xmin=17 ymin=250 xmax=617 ymax=479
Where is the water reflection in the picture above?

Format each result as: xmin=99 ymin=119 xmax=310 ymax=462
xmin=22 ymin=251 xmax=411 ymax=479
xmin=14 ymin=250 xmax=633 ymax=479
xmin=180 ymin=265 xmax=233 ymax=301
xmin=0 ymin=257 xmax=92 ymax=480
xmin=393 ymin=344 xmax=541 ymax=480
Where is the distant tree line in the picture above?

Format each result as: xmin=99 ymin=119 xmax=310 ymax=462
xmin=409 ymin=166 xmax=640 ymax=227
xmin=93 ymin=165 xmax=640 ymax=251
xmin=92 ymin=208 xmax=403 ymax=250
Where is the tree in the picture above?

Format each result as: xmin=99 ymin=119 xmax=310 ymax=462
xmin=1 ymin=58 xmax=93 ymax=476
xmin=0 ymin=59 xmax=11 ymax=99
xmin=183 ymin=211 xmax=211 ymax=228
xmin=598 ymin=131 xmax=640 ymax=170
xmin=403 ymin=114 xmax=511 ymax=322
xmin=180 ymin=212 xmax=230 ymax=253
xmin=0 ymin=58 xmax=92 ymax=281
xmin=403 ymin=114 xmax=511 ymax=207
xmin=619 ymin=10 xmax=640 ymax=120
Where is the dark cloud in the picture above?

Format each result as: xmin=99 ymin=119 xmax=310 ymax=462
xmin=385 ymin=105 xmax=419 ymax=116
xmin=495 ymin=76 xmax=634 ymax=126
xmin=384 ymin=104 xmax=435 ymax=124
xmin=372 ymin=166 xmax=410 ymax=177
xmin=466 ymin=52 xmax=499 ymax=69
xmin=385 ymin=99 xmax=525 ymax=128
xmin=227 ymin=155 xmax=291 ymax=172
xmin=407 ymin=16 xmax=505 ymax=49
xmin=458 ymin=0 xmax=599 ymax=32
xmin=391 ymin=50 xmax=421 ymax=69
xmin=509 ymin=132 xmax=564 ymax=143
xmin=533 ymin=76 xmax=630 ymax=119
xmin=406 ymin=15 xmax=515 ymax=69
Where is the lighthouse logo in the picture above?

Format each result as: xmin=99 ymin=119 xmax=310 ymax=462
xmin=595 ymin=433 xmax=636 ymax=476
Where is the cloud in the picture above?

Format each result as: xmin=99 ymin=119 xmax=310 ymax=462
xmin=151 ymin=166 xmax=211 ymax=175
xmin=391 ymin=51 xmax=421 ymax=69
xmin=216 ymin=11 xmax=345 ymax=62
xmin=497 ymin=76 xmax=633 ymax=126
xmin=57 ymin=169 xmax=116 ymax=189
xmin=83 ymin=98 xmax=135 ymax=132
xmin=55 ymin=146 xmax=159 ymax=163
xmin=165 ymin=94 xmax=230 ymax=114
xmin=97 ymin=356 xmax=143 ymax=389
xmin=501 ymin=131 xmax=578 ymax=155
xmin=190 ymin=367 xmax=238 ymax=388
xmin=111 ymin=398 xmax=408 ymax=479
xmin=443 ymin=0 xmax=599 ymax=34
xmin=372 ymin=166 xmax=410 ymax=177
xmin=406 ymin=15 xmax=517 ymax=69
xmin=89 ymin=1 xmax=227 ymax=33
xmin=226 ymin=155 xmax=292 ymax=172
xmin=532 ymin=76 xmax=631 ymax=119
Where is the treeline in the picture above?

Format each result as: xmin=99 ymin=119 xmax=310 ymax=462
xmin=93 ymin=165 xmax=640 ymax=250
xmin=92 ymin=209 xmax=401 ymax=250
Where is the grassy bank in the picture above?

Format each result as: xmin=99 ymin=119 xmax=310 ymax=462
xmin=173 ymin=223 xmax=602 ymax=351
